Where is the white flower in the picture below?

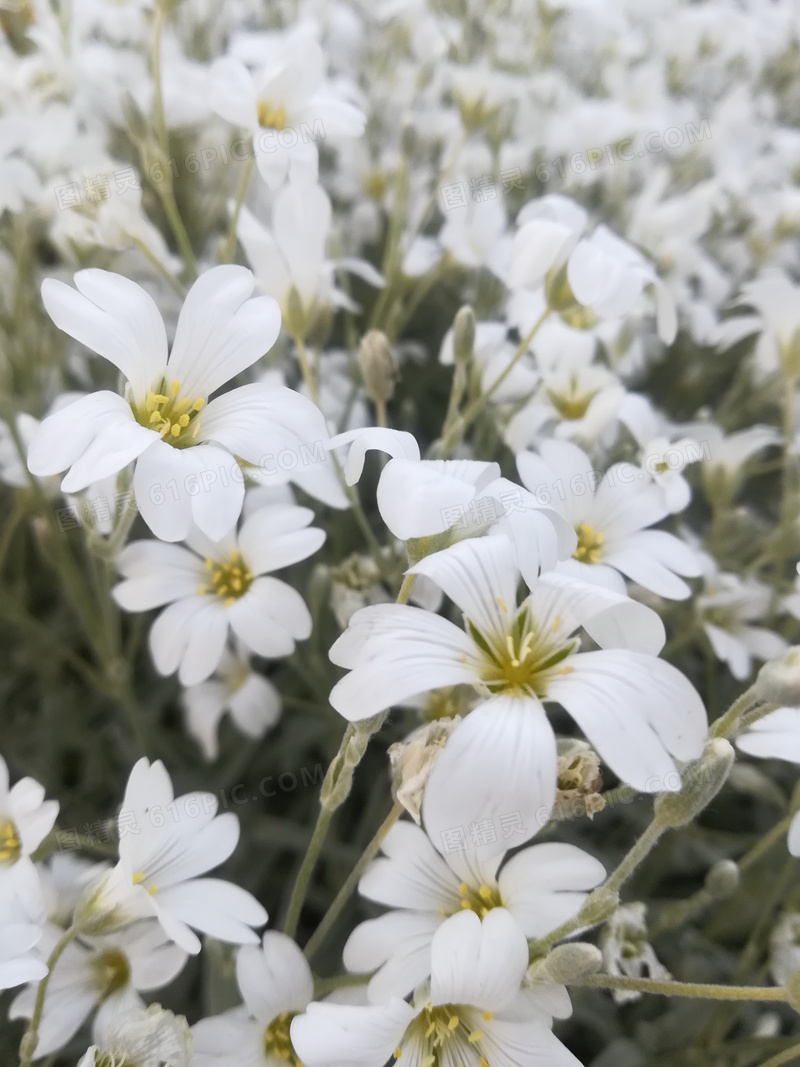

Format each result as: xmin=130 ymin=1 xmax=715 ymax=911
xmin=192 ymin=931 xmax=313 ymax=1066
xmin=343 ymin=811 xmax=604 ymax=1003
xmin=88 ymin=758 xmax=267 ymax=954
xmin=601 ymin=903 xmax=671 ymax=1004
xmin=182 ymin=645 xmax=282 ymax=760
xmin=439 ymin=196 xmax=511 ymax=277
xmin=734 ymin=270 xmax=800 ymax=376
xmin=112 ymin=502 xmax=324 ymax=686
xmin=78 ymin=1002 xmax=192 ymax=1067
xmin=210 ymin=29 xmax=365 ymax=189
xmin=291 ymin=909 xmax=583 ymax=1067
xmin=0 ymin=883 xmax=48 ymax=990
xmin=10 ymin=921 xmax=187 ymax=1057
xmin=0 ymin=752 xmax=59 ymax=921
xmin=697 ymin=567 xmax=787 ymax=681
xmin=507 ymin=194 xmax=587 ymax=291
xmin=329 ymin=536 xmax=706 ymax=841
xmin=516 ymin=440 xmax=703 ymax=599
xmin=567 ymin=226 xmax=677 ymax=344
xmin=237 ymin=183 xmax=383 ymax=338
xmin=27 ymin=266 xmax=328 ymax=543
xmin=329 ymin=426 xmax=575 ymax=578
xmin=736 ymin=707 xmax=800 ymax=856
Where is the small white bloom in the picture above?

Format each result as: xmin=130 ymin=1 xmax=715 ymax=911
xmin=343 ymin=809 xmax=604 ymax=1003
xmin=697 ymin=566 xmax=787 ymax=681
xmin=182 ymin=645 xmax=282 ymax=760
xmin=113 ymin=502 xmax=324 ymax=686
xmin=28 ymin=266 xmax=327 ymax=543
xmin=192 ymin=931 xmax=313 ymax=1066
xmin=0 ymin=752 xmax=59 ymax=921
xmin=516 ymin=439 xmax=703 ymax=599
xmin=601 ymin=903 xmax=671 ymax=1004
xmin=79 ymin=1002 xmax=192 ymax=1067
xmin=292 ymin=909 xmax=583 ymax=1067
xmin=210 ymin=29 xmax=365 ymax=189
xmin=87 ymin=758 xmax=267 ymax=955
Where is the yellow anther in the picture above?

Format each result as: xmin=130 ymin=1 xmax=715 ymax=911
xmin=178 ymin=414 xmax=190 ymax=428
xmin=192 ymin=398 xmax=205 ymax=411
xmin=479 ymin=885 xmax=493 ymax=901
xmin=425 ymin=1021 xmax=436 ymax=1038
xmin=147 ymin=885 xmax=157 ymax=896
xmin=170 ymin=424 xmax=182 ymax=437
xmin=552 ymin=614 xmax=560 ymax=632
xmin=480 ymin=1057 xmax=490 ymax=1067
xmin=468 ymin=1030 xmax=484 ymax=1043
xmin=448 ymin=1015 xmax=460 ymax=1030
xmin=394 ymin=1050 xmax=402 ymax=1060
xmin=459 ymin=883 xmax=468 ymax=895
xmin=257 ymin=100 xmax=287 ymax=129
xmin=170 ymin=380 xmax=180 ymax=396
xmin=149 ymin=410 xmax=162 ymax=424
xmin=557 ymin=666 xmax=573 ymax=675
xmin=461 ymin=899 xmax=471 ymax=909
xmin=132 ymin=872 xmax=146 ymax=885
xmin=422 ymin=1057 xmax=435 ymax=1067
xmin=482 ymin=1011 xmax=493 ymax=1021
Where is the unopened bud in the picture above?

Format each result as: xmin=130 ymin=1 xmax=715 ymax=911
xmin=704 ymin=859 xmax=740 ymax=900
xmin=452 ymin=306 xmax=475 ymax=367
xmin=655 ymin=740 xmax=735 ymax=829
xmin=577 ymin=886 xmax=620 ymax=926
xmin=321 ymin=714 xmax=385 ymax=812
xmin=284 ymin=286 xmax=310 ymax=340
xmin=755 ymin=648 xmax=800 ymax=706
xmin=388 ymin=718 xmax=461 ymax=823
xmin=528 ymin=942 xmax=603 ymax=985
xmin=358 ymin=330 xmax=399 ymax=406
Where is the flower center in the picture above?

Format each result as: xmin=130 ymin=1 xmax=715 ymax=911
xmin=263 ymin=1012 xmax=301 ymax=1065
xmin=363 ymin=168 xmax=388 ymax=200
xmin=545 ymin=382 xmax=598 ymax=421
xmin=132 ymin=379 xmax=204 ymax=447
xmin=573 ymin=523 xmax=605 ymax=563
xmin=132 ymin=871 xmax=157 ymax=895
xmin=91 ymin=948 xmax=131 ymax=1000
xmin=472 ymin=605 xmax=576 ymax=697
xmin=454 ymin=881 xmax=502 ymax=918
xmin=0 ymin=818 xmax=21 ymax=865
xmin=397 ymin=1004 xmax=493 ymax=1067
xmin=199 ymin=552 xmax=253 ymax=606
xmin=257 ymin=100 xmax=287 ymax=129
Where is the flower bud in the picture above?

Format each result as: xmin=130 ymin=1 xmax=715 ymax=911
xmin=577 ymin=885 xmax=620 ymax=926
xmin=528 ymin=942 xmax=603 ymax=985
xmin=388 ymin=718 xmax=461 ymax=823
xmin=654 ymin=739 xmax=735 ymax=829
xmin=321 ymin=714 xmax=385 ymax=812
xmin=358 ymin=330 xmax=399 ymax=406
xmin=452 ymin=306 xmax=475 ymax=367
xmin=755 ymin=647 xmax=800 ymax=706
xmin=704 ymin=859 xmax=740 ymax=900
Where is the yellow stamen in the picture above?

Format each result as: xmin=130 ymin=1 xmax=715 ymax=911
xmin=496 ymin=597 xmax=508 ymax=612
xmin=468 ymin=1030 xmax=484 ymax=1042
xmin=482 ymin=1011 xmax=493 ymax=1021
xmin=448 ymin=1015 xmax=460 ymax=1030
xmin=170 ymin=380 xmax=180 ymax=396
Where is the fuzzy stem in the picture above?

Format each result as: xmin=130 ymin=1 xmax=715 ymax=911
xmin=19 ymin=926 xmax=79 ymax=1067
xmin=574 ymin=974 xmax=788 ymax=1003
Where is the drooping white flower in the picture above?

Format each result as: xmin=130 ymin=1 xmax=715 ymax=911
xmin=112 ymin=501 xmax=324 ymax=686
xmin=0 ymin=752 xmax=59 ymax=921
xmin=329 ymin=536 xmax=706 ymax=842
xmin=182 ymin=645 xmax=282 ymax=760
xmin=329 ymin=426 xmax=575 ymax=578
xmin=10 ymin=921 xmax=187 ymax=1057
xmin=210 ymin=29 xmax=365 ymax=189
xmin=86 ymin=758 xmax=267 ymax=955
xmin=192 ymin=931 xmax=313 ymax=1066
xmin=516 ymin=439 xmax=703 ymax=599
xmin=27 ymin=266 xmax=328 ymax=543
xmin=292 ymin=909 xmax=583 ymax=1067
xmin=343 ymin=810 xmax=605 ymax=1003
xmin=77 ymin=1002 xmax=192 ymax=1067
xmin=601 ymin=902 xmax=671 ymax=1004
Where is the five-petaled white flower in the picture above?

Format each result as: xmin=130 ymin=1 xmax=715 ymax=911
xmin=0 ymin=752 xmax=59 ymax=922
xmin=27 ymin=265 xmax=328 ymax=543
xmin=291 ymin=908 xmax=584 ymax=1067
xmin=88 ymin=758 xmax=267 ymax=955
xmin=329 ymin=535 xmax=706 ymax=844
xmin=112 ymin=501 xmax=325 ymax=686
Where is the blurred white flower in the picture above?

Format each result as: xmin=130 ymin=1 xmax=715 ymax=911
xmin=0 ymin=753 xmax=59 ymax=922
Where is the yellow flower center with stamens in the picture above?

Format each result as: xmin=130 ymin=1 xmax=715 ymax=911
xmin=397 ymin=1005 xmax=495 ymax=1067
xmin=132 ymin=379 xmax=205 ymax=447
xmin=472 ymin=605 xmax=577 ymax=698
xmin=199 ymin=551 xmax=253 ymax=607
xmin=0 ymin=819 xmax=21 ymax=865
xmin=91 ymin=948 xmax=131 ymax=1000
xmin=263 ymin=1012 xmax=302 ymax=1065
xmin=454 ymin=881 xmax=502 ymax=919
xmin=573 ymin=523 xmax=605 ymax=564
xmin=363 ymin=168 xmax=388 ymax=200
xmin=257 ymin=101 xmax=287 ymax=129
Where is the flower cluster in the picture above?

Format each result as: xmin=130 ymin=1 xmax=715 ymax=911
xmin=2 ymin=0 xmax=800 ymax=1064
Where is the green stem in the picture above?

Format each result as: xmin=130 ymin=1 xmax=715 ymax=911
xmin=759 ymin=1045 xmax=800 ymax=1067
xmin=304 ymin=801 xmax=403 ymax=961
xmin=739 ymin=814 xmax=794 ymax=872
xmin=19 ymin=926 xmax=79 ymax=1067
xmin=439 ymin=307 xmax=549 ymax=457
xmin=709 ymin=683 xmax=760 ymax=739
xmin=219 ymin=152 xmax=254 ymax=263
xmin=396 ymin=572 xmax=416 ymax=605
xmin=574 ymin=974 xmax=788 ymax=1003
xmin=605 ymin=818 xmax=667 ymax=894
xmin=282 ymin=804 xmax=336 ymax=940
